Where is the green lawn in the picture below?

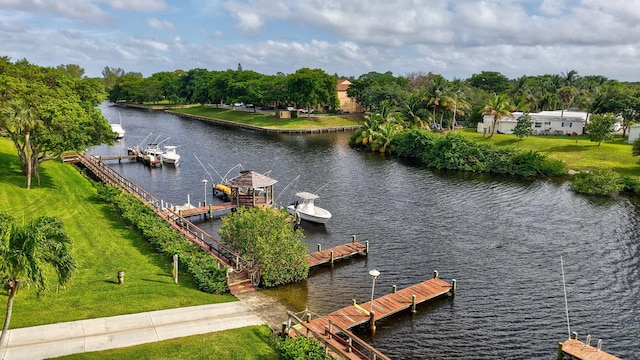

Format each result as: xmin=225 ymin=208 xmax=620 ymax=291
xmin=171 ymin=106 xmax=362 ymax=129
xmin=0 ymin=137 xmax=236 ymax=329
xmin=56 ymin=325 xmax=277 ymax=360
xmin=459 ymin=128 xmax=640 ymax=177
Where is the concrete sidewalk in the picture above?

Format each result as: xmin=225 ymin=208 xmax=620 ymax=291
xmin=1 ymin=302 xmax=263 ymax=360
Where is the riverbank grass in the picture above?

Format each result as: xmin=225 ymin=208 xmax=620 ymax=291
xmin=0 ymin=137 xmax=235 ymax=328
xmin=459 ymin=129 xmax=640 ymax=177
xmin=171 ymin=105 xmax=362 ymax=129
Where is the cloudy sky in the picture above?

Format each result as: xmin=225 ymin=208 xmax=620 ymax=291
xmin=2 ymin=0 xmax=640 ymax=81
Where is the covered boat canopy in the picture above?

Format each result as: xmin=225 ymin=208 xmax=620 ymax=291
xmin=295 ymin=192 xmax=319 ymax=200
xmin=227 ymin=170 xmax=278 ymax=188
xmin=227 ymin=170 xmax=277 ymax=207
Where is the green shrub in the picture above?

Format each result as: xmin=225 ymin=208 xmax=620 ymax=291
xmin=274 ymin=336 xmax=330 ymax=360
xmin=219 ymin=206 xmax=308 ymax=287
xmin=619 ymin=175 xmax=640 ymax=193
xmin=392 ymin=128 xmax=439 ymax=159
xmin=376 ymin=128 xmax=566 ymax=177
xmin=571 ymin=169 xmax=623 ymax=196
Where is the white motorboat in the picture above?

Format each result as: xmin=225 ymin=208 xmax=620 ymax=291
xmin=111 ymin=123 xmax=125 ymax=139
xmin=287 ymin=192 xmax=332 ymax=224
xmin=162 ymin=145 xmax=180 ymax=165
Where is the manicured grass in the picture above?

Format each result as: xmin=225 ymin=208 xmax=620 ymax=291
xmin=171 ymin=106 xmax=362 ymax=129
xmin=56 ymin=325 xmax=278 ymax=360
xmin=0 ymin=137 xmax=236 ymax=329
xmin=459 ymin=128 xmax=640 ymax=177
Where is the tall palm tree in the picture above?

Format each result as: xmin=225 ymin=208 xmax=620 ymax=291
xmin=483 ymin=93 xmax=514 ymax=139
xmin=0 ymin=212 xmax=76 ymax=348
xmin=1 ymin=100 xmax=41 ymax=189
xmin=557 ymin=86 xmax=578 ymax=117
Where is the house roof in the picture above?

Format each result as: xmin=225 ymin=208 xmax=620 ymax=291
xmin=226 ymin=170 xmax=277 ymax=188
xmin=337 ymin=79 xmax=352 ymax=92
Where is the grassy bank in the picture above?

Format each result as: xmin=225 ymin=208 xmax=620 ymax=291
xmin=0 ymin=137 xmax=236 ymax=328
xmin=459 ymin=129 xmax=640 ymax=177
xmin=171 ymin=105 xmax=362 ymax=129
xmin=57 ymin=325 xmax=277 ymax=360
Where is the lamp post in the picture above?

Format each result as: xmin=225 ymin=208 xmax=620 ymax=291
xmin=369 ymin=269 xmax=380 ymax=312
xmin=202 ymin=179 xmax=208 ymax=205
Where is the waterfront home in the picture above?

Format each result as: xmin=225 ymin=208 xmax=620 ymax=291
xmin=478 ymin=110 xmax=588 ymax=136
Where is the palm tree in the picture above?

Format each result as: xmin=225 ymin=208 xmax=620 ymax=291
xmin=402 ymin=92 xmax=428 ymax=129
xmin=0 ymin=212 xmax=76 ymax=348
xmin=557 ymin=86 xmax=578 ymax=117
xmin=483 ymin=93 xmax=514 ymax=139
xmin=1 ymin=100 xmax=41 ymax=189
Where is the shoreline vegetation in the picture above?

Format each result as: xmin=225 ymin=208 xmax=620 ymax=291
xmin=126 ymin=102 xmax=640 ymax=184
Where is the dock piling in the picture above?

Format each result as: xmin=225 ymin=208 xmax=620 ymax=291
xmin=352 ymin=234 xmax=356 ymax=243
xmin=370 ymin=311 xmax=376 ymax=332
xmin=451 ymin=279 xmax=457 ymax=296
xmin=317 ymin=244 xmax=322 ymax=251
xmin=392 ymin=285 xmax=397 ymax=293
xmin=411 ymin=295 xmax=417 ymax=313
xmin=433 ymin=270 xmax=439 ymax=279
xmin=365 ymin=240 xmax=369 ymax=254
xmin=330 ymin=251 xmax=334 ymax=266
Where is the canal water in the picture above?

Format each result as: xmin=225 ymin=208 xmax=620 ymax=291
xmin=94 ymin=102 xmax=639 ymax=359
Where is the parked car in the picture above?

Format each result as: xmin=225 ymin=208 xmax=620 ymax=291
xmin=299 ymin=109 xmax=314 ymax=114
xmin=233 ymin=102 xmax=244 ymax=107
xmin=286 ymin=106 xmax=296 ymax=111
xmin=245 ymin=104 xmax=254 ymax=108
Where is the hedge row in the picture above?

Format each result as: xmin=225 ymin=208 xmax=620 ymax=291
xmin=95 ymin=183 xmax=228 ymax=293
xmin=389 ymin=129 xmax=567 ymax=177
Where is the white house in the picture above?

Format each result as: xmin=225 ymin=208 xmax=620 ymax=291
xmin=628 ymin=124 xmax=640 ymax=143
xmin=477 ymin=110 xmax=588 ymax=136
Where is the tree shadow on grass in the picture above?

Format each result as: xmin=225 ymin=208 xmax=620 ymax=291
xmin=492 ymin=138 xmax=522 ymax=146
xmin=544 ymin=144 xmax=593 ymax=153
xmin=0 ymin=150 xmax=55 ymax=189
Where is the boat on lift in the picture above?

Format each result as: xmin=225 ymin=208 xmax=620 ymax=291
xmin=162 ymin=145 xmax=180 ymax=165
xmin=287 ymin=192 xmax=332 ymax=224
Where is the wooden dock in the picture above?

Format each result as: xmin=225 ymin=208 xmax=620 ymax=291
xmin=308 ymin=236 xmax=368 ymax=267
xmin=169 ymin=203 xmax=236 ymax=218
xmin=559 ymin=334 xmax=621 ymax=360
xmin=283 ymin=274 xmax=455 ymax=359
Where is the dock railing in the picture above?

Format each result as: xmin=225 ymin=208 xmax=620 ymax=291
xmin=283 ymin=311 xmax=390 ymax=360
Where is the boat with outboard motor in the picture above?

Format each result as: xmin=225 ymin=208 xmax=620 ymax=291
xmin=286 ymin=191 xmax=332 ymax=224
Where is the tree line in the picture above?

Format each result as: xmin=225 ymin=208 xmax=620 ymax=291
xmin=106 ymin=66 xmax=340 ymax=113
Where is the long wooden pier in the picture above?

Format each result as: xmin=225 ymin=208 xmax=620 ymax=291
xmin=283 ymin=273 xmax=455 ymax=359
xmin=558 ymin=333 xmax=621 ymax=360
xmin=172 ymin=203 xmax=236 ymax=218
xmin=308 ymin=236 xmax=368 ymax=267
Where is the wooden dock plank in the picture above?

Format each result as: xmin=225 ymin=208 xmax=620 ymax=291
xmin=307 ymin=241 xmax=367 ymax=267
xmin=561 ymin=339 xmax=621 ymax=360
xmin=305 ymin=277 xmax=453 ymax=335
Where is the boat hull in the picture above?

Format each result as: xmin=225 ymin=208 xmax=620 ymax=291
xmin=287 ymin=205 xmax=331 ymax=224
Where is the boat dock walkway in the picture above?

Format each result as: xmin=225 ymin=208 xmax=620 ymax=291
xmin=308 ymin=236 xmax=369 ymax=267
xmin=283 ymin=273 xmax=455 ymax=360
xmin=168 ymin=203 xmax=236 ymax=219
xmin=558 ymin=334 xmax=621 ymax=360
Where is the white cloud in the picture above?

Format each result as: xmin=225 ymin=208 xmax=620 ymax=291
xmin=0 ymin=0 xmax=111 ymax=22
xmin=148 ymin=18 xmax=175 ymax=31
xmin=105 ymin=0 xmax=168 ymax=12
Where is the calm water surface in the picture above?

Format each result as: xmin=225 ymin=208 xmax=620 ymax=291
xmin=94 ymin=103 xmax=639 ymax=359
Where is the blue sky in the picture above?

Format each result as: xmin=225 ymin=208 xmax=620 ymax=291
xmin=2 ymin=0 xmax=640 ymax=81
